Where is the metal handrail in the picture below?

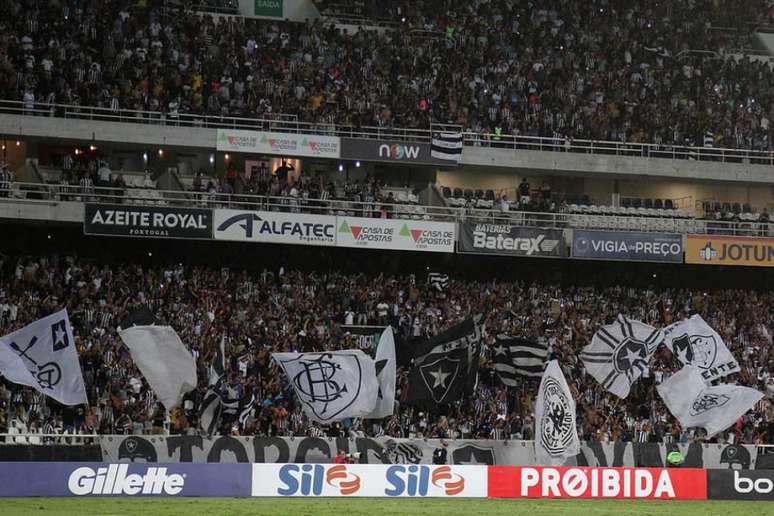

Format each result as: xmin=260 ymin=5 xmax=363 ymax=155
xmin=3 ymin=100 xmax=774 ymax=164
xmin=3 ymin=181 xmax=773 ymax=237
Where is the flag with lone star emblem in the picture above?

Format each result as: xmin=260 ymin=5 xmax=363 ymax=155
xmin=663 ymin=314 xmax=740 ymax=382
xmin=405 ymin=318 xmax=482 ymax=407
xmin=0 ymin=309 xmax=87 ymax=405
xmin=657 ymin=366 xmax=763 ymax=437
xmin=364 ymin=326 xmax=396 ymax=419
xmin=407 ymin=346 xmax=469 ymax=406
xmin=535 ymin=360 xmax=580 ymax=465
xmin=580 ymin=314 xmax=663 ymax=399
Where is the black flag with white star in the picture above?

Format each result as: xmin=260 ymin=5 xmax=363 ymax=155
xmin=405 ymin=318 xmax=482 ymax=408
xmin=407 ymin=347 xmax=470 ymax=407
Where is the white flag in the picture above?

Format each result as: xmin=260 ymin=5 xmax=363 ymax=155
xmin=581 ymin=314 xmax=663 ymax=398
xmin=663 ymin=314 xmax=740 ymax=382
xmin=657 ymin=366 xmax=763 ymax=437
xmin=273 ymin=350 xmax=378 ymax=423
xmin=365 ymin=327 xmax=396 ymax=419
xmin=118 ymin=325 xmax=197 ymax=410
xmin=0 ymin=309 xmax=87 ymax=405
xmin=535 ymin=360 xmax=580 ymax=465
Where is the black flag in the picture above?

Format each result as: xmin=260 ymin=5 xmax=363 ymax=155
xmin=405 ymin=318 xmax=482 ymax=407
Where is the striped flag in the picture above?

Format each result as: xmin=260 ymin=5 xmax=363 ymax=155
xmin=493 ymin=336 xmax=549 ymax=383
xmin=431 ymin=132 xmax=463 ymax=162
xmin=580 ymin=314 xmax=663 ymax=399
xmin=200 ymin=335 xmax=226 ymax=435
xmin=427 ymin=272 xmax=449 ymax=292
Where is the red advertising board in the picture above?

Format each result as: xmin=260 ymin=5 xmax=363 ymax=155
xmin=488 ymin=466 xmax=707 ymax=500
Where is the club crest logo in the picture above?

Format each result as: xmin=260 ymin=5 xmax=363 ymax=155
xmin=690 ymin=392 xmax=730 ymax=416
xmin=672 ymin=333 xmax=718 ymax=369
xmin=419 ymin=356 xmax=460 ymax=403
xmin=613 ymin=337 xmax=649 ymax=375
xmin=540 ymin=377 xmax=575 ymax=456
xmin=280 ymin=353 xmax=362 ymax=421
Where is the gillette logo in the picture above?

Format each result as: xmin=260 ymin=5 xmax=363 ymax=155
xmin=68 ymin=464 xmax=185 ymax=496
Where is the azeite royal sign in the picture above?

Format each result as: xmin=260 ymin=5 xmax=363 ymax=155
xmin=487 ymin=466 xmax=707 ymax=500
xmin=337 ymin=217 xmax=456 ymax=253
xmin=686 ymin=234 xmax=774 ymax=267
xmin=84 ymin=204 xmax=212 ymax=239
xmin=459 ymin=223 xmax=565 ymax=257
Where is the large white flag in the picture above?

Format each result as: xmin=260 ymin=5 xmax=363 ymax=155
xmin=273 ymin=350 xmax=378 ymax=423
xmin=663 ymin=314 xmax=740 ymax=382
xmin=657 ymin=367 xmax=763 ymax=437
xmin=580 ymin=314 xmax=663 ymax=398
xmin=0 ymin=309 xmax=87 ymax=405
xmin=118 ymin=325 xmax=197 ymax=410
xmin=364 ymin=327 xmax=396 ymax=419
xmin=535 ymin=360 xmax=580 ymax=465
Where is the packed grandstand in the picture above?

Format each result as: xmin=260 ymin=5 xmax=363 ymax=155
xmin=2 ymin=0 xmax=774 ymax=509
xmin=1 ymin=0 xmax=773 ymax=148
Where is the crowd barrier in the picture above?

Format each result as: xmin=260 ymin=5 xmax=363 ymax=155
xmin=0 ymin=463 xmax=770 ymax=500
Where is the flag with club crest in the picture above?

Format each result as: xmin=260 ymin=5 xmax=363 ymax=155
xmin=273 ymin=350 xmax=378 ymax=423
xmin=0 ymin=309 xmax=87 ymax=405
xmin=535 ymin=360 xmax=580 ymax=465
xmin=657 ymin=366 xmax=763 ymax=437
xmin=663 ymin=314 xmax=740 ymax=382
xmin=580 ymin=314 xmax=663 ymax=398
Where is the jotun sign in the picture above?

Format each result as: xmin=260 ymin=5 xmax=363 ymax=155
xmin=686 ymin=235 xmax=774 ymax=267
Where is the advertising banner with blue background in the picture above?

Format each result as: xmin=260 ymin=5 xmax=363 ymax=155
xmin=0 ymin=462 xmax=251 ymax=497
xmin=572 ymin=230 xmax=683 ymax=263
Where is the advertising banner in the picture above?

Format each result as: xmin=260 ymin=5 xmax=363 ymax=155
xmin=252 ymin=464 xmax=487 ymax=497
xmin=686 ymin=235 xmax=774 ymax=267
xmin=216 ymin=129 xmax=340 ymax=159
xmin=707 ymin=469 xmax=774 ymax=500
xmin=98 ymin=435 xmax=756 ymax=470
xmin=0 ymin=462 xmax=251 ymax=497
xmin=458 ymin=223 xmax=566 ymax=257
xmin=84 ymin=204 xmax=212 ymax=239
xmin=572 ymin=230 xmax=683 ymax=263
xmin=213 ymin=209 xmax=336 ymax=246
xmin=254 ymin=0 xmax=282 ymax=17
xmin=337 ymin=217 xmax=455 ymax=253
xmin=340 ymin=138 xmax=449 ymax=166
xmin=487 ymin=466 xmax=707 ymax=500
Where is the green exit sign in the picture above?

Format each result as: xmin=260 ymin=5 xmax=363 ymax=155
xmin=255 ymin=0 xmax=282 ymax=17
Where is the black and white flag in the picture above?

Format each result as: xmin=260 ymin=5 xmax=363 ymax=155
xmin=580 ymin=314 xmax=663 ymax=398
xmin=427 ymin=272 xmax=449 ymax=292
xmin=493 ymin=336 xmax=548 ymax=383
xmin=200 ymin=335 xmax=226 ymax=436
xmin=272 ymin=350 xmax=378 ymax=423
xmin=365 ymin=326 xmax=396 ymax=419
xmin=663 ymin=314 xmax=740 ymax=382
xmin=657 ymin=366 xmax=763 ymax=437
xmin=0 ymin=309 xmax=87 ymax=405
xmin=407 ymin=346 xmax=470 ymax=406
xmin=118 ymin=311 xmax=197 ymax=410
xmin=535 ymin=360 xmax=580 ymax=465
xmin=431 ymin=132 xmax=463 ymax=162
xmin=238 ymin=392 xmax=256 ymax=429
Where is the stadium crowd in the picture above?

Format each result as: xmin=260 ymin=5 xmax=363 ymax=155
xmin=0 ymin=255 xmax=772 ymax=445
xmin=2 ymin=0 xmax=774 ymax=149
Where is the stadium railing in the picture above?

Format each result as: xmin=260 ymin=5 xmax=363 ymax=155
xmin=2 ymin=181 xmax=772 ymax=237
xmin=2 ymin=100 xmax=774 ymax=164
